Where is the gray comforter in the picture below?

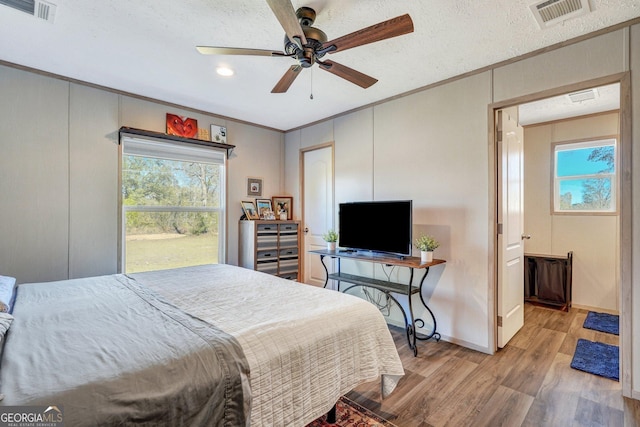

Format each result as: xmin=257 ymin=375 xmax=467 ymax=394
xmin=0 ymin=274 xmax=250 ymax=426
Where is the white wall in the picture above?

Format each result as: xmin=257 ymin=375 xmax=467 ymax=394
xmin=0 ymin=65 xmax=283 ymax=281
xmin=286 ymin=71 xmax=494 ymax=352
xmin=523 ymin=113 xmax=620 ymax=312
xmin=286 ymin=28 xmax=634 ymax=358
xmin=0 ymin=67 xmax=70 ymax=283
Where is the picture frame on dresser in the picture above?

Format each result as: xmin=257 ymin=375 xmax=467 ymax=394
xmin=240 ymin=200 xmax=259 ymax=220
xmin=272 ymin=196 xmax=293 ymax=220
xmin=255 ymin=199 xmax=273 ymax=219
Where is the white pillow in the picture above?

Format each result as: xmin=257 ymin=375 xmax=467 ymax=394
xmin=0 ymin=276 xmax=17 ymax=313
xmin=0 ymin=312 xmax=14 ymax=347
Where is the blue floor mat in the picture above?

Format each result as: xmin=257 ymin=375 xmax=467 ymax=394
xmin=583 ymin=311 xmax=619 ymax=335
xmin=570 ymin=338 xmax=619 ymax=381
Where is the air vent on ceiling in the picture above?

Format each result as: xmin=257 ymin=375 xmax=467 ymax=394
xmin=567 ymin=88 xmax=599 ymax=103
xmin=0 ymin=0 xmax=56 ymax=22
xmin=529 ymin=0 xmax=590 ymax=29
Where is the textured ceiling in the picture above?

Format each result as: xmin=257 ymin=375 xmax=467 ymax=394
xmin=0 ymin=0 xmax=638 ymax=131
xmin=519 ymin=83 xmax=620 ymax=126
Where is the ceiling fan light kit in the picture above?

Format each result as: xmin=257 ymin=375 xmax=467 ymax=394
xmin=216 ymin=66 xmax=234 ymax=77
xmin=196 ymin=0 xmax=414 ymax=94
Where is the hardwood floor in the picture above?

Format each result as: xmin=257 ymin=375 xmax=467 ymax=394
xmin=347 ymin=303 xmax=623 ymax=427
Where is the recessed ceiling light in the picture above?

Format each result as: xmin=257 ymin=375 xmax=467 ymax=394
xmin=216 ymin=66 xmax=234 ymax=77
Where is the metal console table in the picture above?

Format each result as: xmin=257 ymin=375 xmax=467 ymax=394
xmin=312 ymin=249 xmax=445 ymax=356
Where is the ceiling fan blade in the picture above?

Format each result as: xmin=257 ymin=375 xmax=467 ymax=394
xmin=325 ymin=14 xmax=413 ymax=53
xmin=319 ymin=60 xmax=378 ymax=89
xmin=196 ymin=46 xmax=286 ymax=56
xmin=272 ymin=65 xmax=303 ymax=93
xmin=265 ymin=0 xmax=307 ymax=46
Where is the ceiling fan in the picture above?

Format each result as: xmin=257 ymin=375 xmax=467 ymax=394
xmin=196 ymin=0 xmax=414 ymax=93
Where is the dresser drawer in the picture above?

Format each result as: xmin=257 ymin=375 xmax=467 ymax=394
xmin=256 ymin=261 xmax=278 ymax=275
xmin=257 ymin=223 xmax=278 ymax=233
xmin=279 ymin=234 xmax=298 ymax=248
xmin=279 ymin=223 xmax=298 ymax=232
xmin=279 ymin=247 xmax=298 ymax=257
xmin=257 ymin=234 xmax=278 ymax=249
xmin=279 ymin=258 xmax=299 ymax=271
xmin=279 ymin=256 xmax=299 ymax=276
xmin=257 ymin=250 xmax=277 ymax=262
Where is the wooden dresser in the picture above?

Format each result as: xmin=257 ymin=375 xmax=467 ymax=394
xmin=239 ymin=220 xmax=301 ymax=280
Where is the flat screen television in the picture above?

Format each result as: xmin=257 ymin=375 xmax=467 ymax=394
xmin=338 ymin=200 xmax=412 ymax=258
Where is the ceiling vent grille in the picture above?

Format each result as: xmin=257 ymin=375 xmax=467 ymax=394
xmin=567 ymin=88 xmax=599 ymax=103
xmin=0 ymin=0 xmax=56 ymax=22
xmin=530 ymin=0 xmax=590 ymax=29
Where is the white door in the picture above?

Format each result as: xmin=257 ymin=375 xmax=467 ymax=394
xmin=497 ymin=106 xmax=525 ymax=348
xmin=303 ymin=146 xmax=333 ymax=287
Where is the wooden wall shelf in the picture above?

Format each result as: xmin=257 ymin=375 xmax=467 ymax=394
xmin=119 ymin=126 xmax=236 ymax=157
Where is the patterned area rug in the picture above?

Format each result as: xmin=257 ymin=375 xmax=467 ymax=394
xmin=583 ymin=311 xmax=619 ymax=335
xmin=571 ymin=338 xmax=619 ymax=381
xmin=306 ymin=396 xmax=397 ymax=427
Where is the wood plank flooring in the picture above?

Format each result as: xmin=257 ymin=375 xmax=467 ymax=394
xmin=347 ymin=303 xmax=623 ymax=427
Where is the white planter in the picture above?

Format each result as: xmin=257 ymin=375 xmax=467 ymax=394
xmin=420 ymin=250 xmax=433 ymax=263
xmin=327 ymin=242 xmax=336 ymax=251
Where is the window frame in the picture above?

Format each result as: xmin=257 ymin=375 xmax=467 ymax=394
xmin=551 ymin=136 xmax=618 ymax=215
xmin=118 ymin=132 xmax=227 ymax=273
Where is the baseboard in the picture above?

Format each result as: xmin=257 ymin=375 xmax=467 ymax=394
xmin=571 ymin=303 xmax=619 ymax=315
xmin=386 ymin=319 xmax=493 ymax=355
xmin=437 ymin=333 xmax=493 ymax=355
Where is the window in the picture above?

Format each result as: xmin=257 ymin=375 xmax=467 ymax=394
xmin=121 ymin=134 xmax=226 ymax=273
xmin=553 ymin=138 xmax=617 ymax=213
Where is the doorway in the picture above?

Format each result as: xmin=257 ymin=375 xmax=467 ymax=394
xmin=493 ymin=76 xmax=628 ymax=352
xmin=301 ymin=143 xmax=334 ymax=287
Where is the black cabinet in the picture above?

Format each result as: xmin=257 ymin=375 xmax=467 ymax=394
xmin=524 ymin=252 xmax=573 ymax=311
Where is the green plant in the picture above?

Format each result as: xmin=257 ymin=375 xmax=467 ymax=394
xmin=415 ymin=235 xmax=439 ymax=252
xmin=322 ymin=229 xmax=338 ymax=243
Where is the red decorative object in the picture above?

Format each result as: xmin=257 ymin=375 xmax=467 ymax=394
xmin=166 ymin=113 xmax=198 ymax=138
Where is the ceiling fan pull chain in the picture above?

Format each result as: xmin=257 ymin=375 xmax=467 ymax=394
xmin=310 ymin=67 xmax=314 ymax=100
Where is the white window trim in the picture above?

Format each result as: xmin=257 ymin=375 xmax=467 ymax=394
xmin=119 ymin=133 xmax=227 ymax=273
xmin=552 ymin=137 xmax=617 ymax=215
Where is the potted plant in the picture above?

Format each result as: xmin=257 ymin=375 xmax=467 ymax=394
xmin=415 ymin=235 xmax=439 ymax=263
xmin=322 ymin=229 xmax=338 ymax=251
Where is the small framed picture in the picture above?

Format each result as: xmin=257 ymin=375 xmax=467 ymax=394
xmin=247 ymin=177 xmax=263 ymax=197
xmin=211 ymin=124 xmax=227 ymax=143
xmin=272 ymin=196 xmax=293 ymax=220
xmin=255 ymin=198 xmax=273 ymax=219
xmin=241 ymin=201 xmax=259 ymax=220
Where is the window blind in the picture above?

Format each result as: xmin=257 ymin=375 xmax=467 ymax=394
xmin=121 ymin=134 xmax=226 ymax=164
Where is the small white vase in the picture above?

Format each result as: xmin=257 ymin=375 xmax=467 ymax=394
xmin=421 ymin=251 xmax=433 ymax=263
xmin=327 ymin=242 xmax=336 ymax=251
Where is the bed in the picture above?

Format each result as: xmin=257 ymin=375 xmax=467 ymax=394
xmin=0 ymin=264 xmax=404 ymax=426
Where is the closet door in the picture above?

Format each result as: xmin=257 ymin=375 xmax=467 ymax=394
xmin=302 ymin=145 xmax=333 ymax=287
xmin=497 ymin=107 xmax=525 ymax=348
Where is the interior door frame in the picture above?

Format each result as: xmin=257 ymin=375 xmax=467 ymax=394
xmin=299 ymin=142 xmax=335 ymax=283
xmin=488 ymin=72 xmax=632 ymax=394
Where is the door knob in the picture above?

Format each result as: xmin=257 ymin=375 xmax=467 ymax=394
xmin=521 ymin=234 xmax=531 ymax=240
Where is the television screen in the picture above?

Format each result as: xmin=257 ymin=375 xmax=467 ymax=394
xmin=338 ymin=200 xmax=412 ymax=257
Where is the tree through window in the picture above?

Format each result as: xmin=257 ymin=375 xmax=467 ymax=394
xmin=121 ymin=135 xmax=226 ymax=273
xmin=553 ymin=138 xmax=617 ymax=213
